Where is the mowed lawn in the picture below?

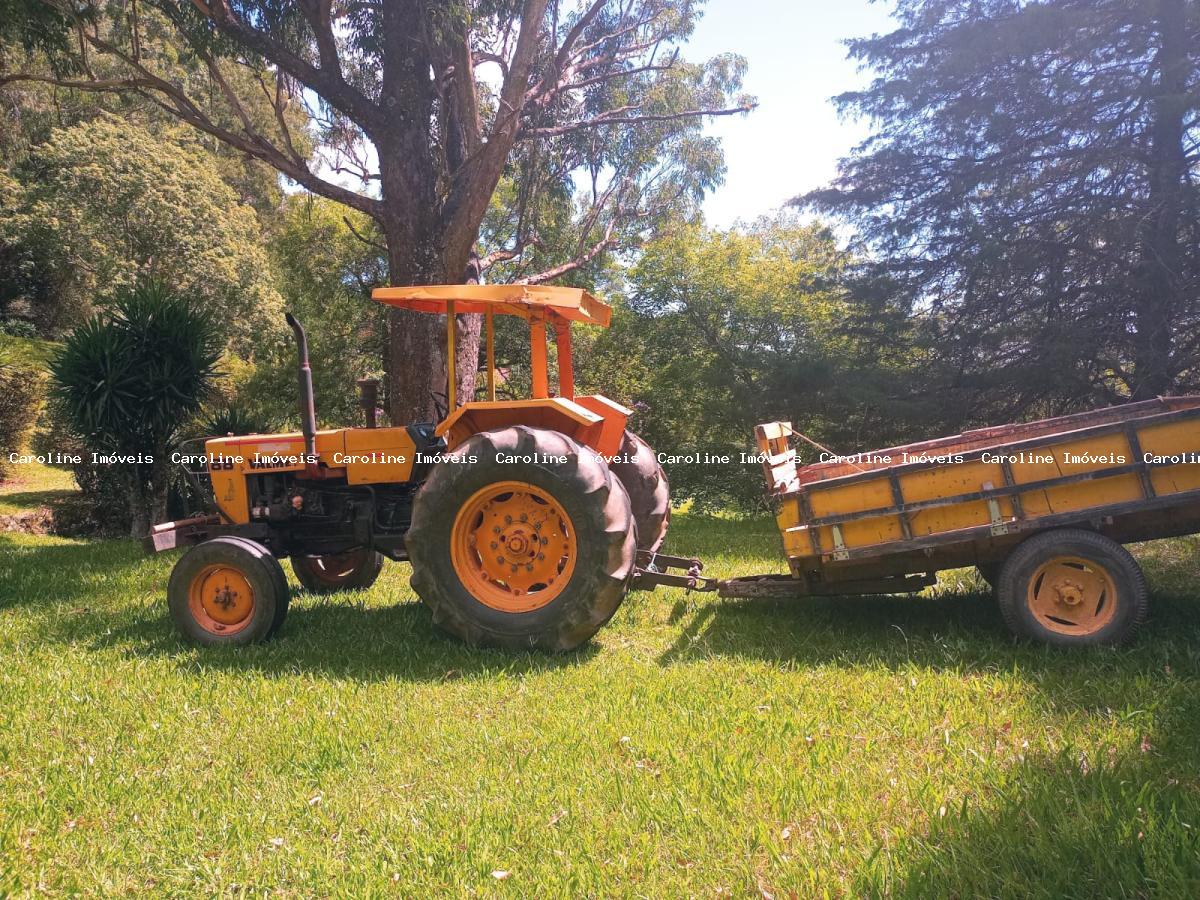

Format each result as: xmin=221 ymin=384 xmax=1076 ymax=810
xmin=3 ymin=479 xmax=1200 ymax=895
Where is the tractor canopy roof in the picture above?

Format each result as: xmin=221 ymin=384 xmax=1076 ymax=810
xmin=371 ymin=284 xmax=611 ymax=327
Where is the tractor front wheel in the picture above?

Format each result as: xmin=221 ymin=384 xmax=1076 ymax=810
xmin=168 ymin=536 xmax=289 ymax=646
xmin=292 ymin=549 xmax=384 ymax=594
xmin=406 ymin=426 xmax=636 ymax=651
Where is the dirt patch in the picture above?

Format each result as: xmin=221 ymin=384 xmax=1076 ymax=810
xmin=0 ymin=508 xmax=54 ymax=535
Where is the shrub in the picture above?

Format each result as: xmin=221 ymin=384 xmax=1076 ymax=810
xmin=51 ymin=281 xmax=222 ymax=536
xmin=0 ymin=360 xmax=43 ymax=481
xmin=0 ymin=319 xmax=38 ymax=339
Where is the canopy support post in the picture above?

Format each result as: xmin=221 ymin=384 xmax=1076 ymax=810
xmin=446 ymin=299 xmax=456 ymax=413
xmin=486 ymin=307 xmax=496 ymax=401
xmin=554 ymin=319 xmax=574 ymax=400
xmin=530 ymin=314 xmax=549 ymax=398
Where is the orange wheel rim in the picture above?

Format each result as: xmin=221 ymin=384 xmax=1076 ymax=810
xmin=303 ymin=549 xmax=369 ymax=585
xmin=1026 ymin=555 xmax=1118 ymax=636
xmin=188 ymin=564 xmax=255 ymax=635
xmin=450 ymin=480 xmax=577 ymax=613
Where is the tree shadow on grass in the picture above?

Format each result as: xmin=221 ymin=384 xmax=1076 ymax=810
xmin=0 ymin=488 xmax=77 ymax=513
xmin=2 ymin=536 xmax=598 ymax=683
xmin=851 ymin=693 xmax=1200 ymax=898
xmin=0 ymin=533 xmax=152 ymax=611
xmin=96 ymin=597 xmax=601 ymax=683
xmin=658 ymin=581 xmax=1200 ymax=715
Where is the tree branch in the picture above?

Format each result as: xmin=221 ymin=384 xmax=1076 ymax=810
xmin=521 ymin=221 xmax=616 ymax=284
xmin=520 ymin=102 xmax=754 ymax=139
xmin=0 ymin=63 xmax=383 ymax=219
xmin=441 ymin=0 xmax=550 ymax=270
xmin=188 ymin=0 xmax=380 ymax=134
xmin=343 ymin=216 xmax=387 ymax=252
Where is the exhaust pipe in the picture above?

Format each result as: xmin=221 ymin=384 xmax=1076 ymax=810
xmin=285 ymin=313 xmax=317 ymax=461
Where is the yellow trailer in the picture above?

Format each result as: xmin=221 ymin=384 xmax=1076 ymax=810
xmin=713 ymin=397 xmax=1200 ymax=646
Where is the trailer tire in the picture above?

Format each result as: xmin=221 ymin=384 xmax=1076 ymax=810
xmin=610 ymin=430 xmax=670 ymax=552
xmin=406 ymin=426 xmax=636 ymax=652
xmin=168 ymin=536 xmax=289 ymax=646
xmin=996 ymin=529 xmax=1147 ymax=646
xmin=292 ymin=549 xmax=384 ymax=594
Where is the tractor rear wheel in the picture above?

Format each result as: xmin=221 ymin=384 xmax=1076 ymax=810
xmin=292 ymin=549 xmax=384 ymax=594
xmin=996 ymin=528 xmax=1147 ymax=646
xmin=168 ymin=536 xmax=289 ymax=646
xmin=406 ymin=426 xmax=636 ymax=651
xmin=610 ymin=430 xmax=670 ymax=552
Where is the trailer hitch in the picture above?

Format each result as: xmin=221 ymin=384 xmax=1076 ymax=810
xmin=630 ymin=550 xmax=719 ymax=593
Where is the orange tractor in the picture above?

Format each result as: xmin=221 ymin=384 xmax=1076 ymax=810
xmin=148 ymin=284 xmax=688 ymax=651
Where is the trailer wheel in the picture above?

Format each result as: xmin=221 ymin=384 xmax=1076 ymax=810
xmin=406 ymin=426 xmax=636 ymax=652
xmin=292 ymin=549 xmax=384 ymax=594
xmin=609 ymin=430 xmax=671 ymax=552
xmin=168 ymin=536 xmax=289 ymax=646
xmin=996 ymin=529 xmax=1147 ymax=646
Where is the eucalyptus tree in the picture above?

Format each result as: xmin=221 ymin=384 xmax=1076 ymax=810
xmin=2 ymin=0 xmax=753 ymax=419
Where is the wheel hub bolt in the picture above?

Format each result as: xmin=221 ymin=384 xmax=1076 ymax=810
xmin=1053 ymin=578 xmax=1085 ymax=606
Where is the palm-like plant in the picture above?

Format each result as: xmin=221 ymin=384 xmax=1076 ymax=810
xmin=52 ymin=282 xmax=222 ymax=535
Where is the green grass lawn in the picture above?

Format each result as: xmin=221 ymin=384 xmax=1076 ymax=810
xmin=2 ymin=516 xmax=1200 ymax=896
xmin=0 ymin=333 xmax=58 ymax=371
xmin=0 ymin=460 xmax=77 ymax=517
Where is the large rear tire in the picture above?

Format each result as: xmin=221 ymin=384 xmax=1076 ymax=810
xmin=168 ymin=536 xmax=289 ymax=646
xmin=609 ymin=430 xmax=670 ymax=552
xmin=292 ymin=549 xmax=384 ymax=594
xmin=406 ymin=426 xmax=636 ymax=651
xmin=996 ymin=528 xmax=1147 ymax=646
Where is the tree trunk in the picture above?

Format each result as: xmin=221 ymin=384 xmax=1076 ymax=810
xmin=384 ymin=236 xmax=447 ymax=425
xmin=1131 ymin=0 xmax=1188 ymax=400
xmin=454 ymin=251 xmax=483 ymax=407
xmin=124 ymin=466 xmax=150 ymax=538
xmin=380 ymin=222 xmax=486 ymax=422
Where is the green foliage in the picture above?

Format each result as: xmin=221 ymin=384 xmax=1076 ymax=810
xmin=231 ymin=196 xmax=386 ymax=428
xmin=585 ymin=215 xmax=931 ymax=509
xmin=196 ymin=404 xmax=271 ymax=440
xmin=1 ymin=116 xmax=282 ymax=344
xmin=482 ymin=6 xmax=751 ymax=288
xmin=0 ymin=318 xmax=37 ymax=338
xmin=0 ymin=358 xmax=43 ymax=480
xmin=51 ymin=281 xmax=222 ymax=534
xmin=52 ymin=281 xmax=222 ymax=452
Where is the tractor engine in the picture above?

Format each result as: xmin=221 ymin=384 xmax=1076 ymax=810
xmin=241 ymin=473 xmax=417 ymax=559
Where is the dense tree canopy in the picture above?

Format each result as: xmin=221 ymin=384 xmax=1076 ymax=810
xmin=232 ymin=195 xmax=389 ymax=428
xmin=803 ymin=0 xmax=1200 ymax=421
xmin=0 ymin=117 xmax=282 ymax=344
xmin=584 ymin=215 xmax=929 ymax=508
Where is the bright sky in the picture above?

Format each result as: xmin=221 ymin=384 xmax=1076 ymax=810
xmin=683 ymin=0 xmax=896 ymax=227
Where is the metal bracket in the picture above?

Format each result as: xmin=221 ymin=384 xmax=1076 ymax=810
xmin=982 ymin=481 xmax=1009 ymax=535
xmin=630 ymin=550 xmax=718 ymax=593
xmin=830 ymin=524 xmax=849 ymax=560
